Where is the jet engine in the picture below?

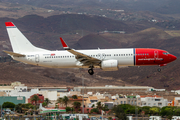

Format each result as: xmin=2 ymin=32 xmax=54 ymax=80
xmin=101 ymin=60 xmax=118 ymax=71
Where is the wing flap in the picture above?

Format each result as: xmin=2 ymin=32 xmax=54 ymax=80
xmin=3 ymin=50 xmax=25 ymax=57
xmin=60 ymin=37 xmax=101 ymax=66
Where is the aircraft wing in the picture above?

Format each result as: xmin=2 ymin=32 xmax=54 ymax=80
xmin=3 ymin=50 xmax=25 ymax=57
xmin=60 ymin=38 xmax=101 ymax=66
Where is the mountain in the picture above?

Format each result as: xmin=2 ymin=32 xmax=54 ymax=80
xmin=97 ymin=58 xmax=180 ymax=90
xmin=0 ymin=14 xmax=154 ymax=55
xmin=72 ymin=27 xmax=180 ymax=57
xmin=154 ymin=0 xmax=180 ymax=14
xmin=72 ymin=34 xmax=118 ymax=49
xmin=0 ymin=13 xmax=179 ymax=90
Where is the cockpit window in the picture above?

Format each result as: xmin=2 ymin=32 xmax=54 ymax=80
xmin=163 ymin=52 xmax=169 ymax=55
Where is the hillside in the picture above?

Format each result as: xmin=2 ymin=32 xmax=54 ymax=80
xmin=73 ymin=28 xmax=180 ymax=57
xmin=0 ymin=14 xmax=153 ymax=56
xmin=98 ymin=58 xmax=180 ymax=90
xmin=0 ymin=13 xmax=179 ymax=90
xmin=0 ymin=62 xmax=132 ymax=87
xmin=0 ymin=58 xmax=179 ymax=90
xmin=2 ymin=0 xmax=180 ymax=22
xmin=0 ymin=2 xmax=59 ymax=18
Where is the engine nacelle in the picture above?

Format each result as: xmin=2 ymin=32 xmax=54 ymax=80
xmin=101 ymin=60 xmax=118 ymax=71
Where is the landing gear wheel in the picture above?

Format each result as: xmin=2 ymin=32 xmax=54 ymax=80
xmin=88 ymin=69 xmax=94 ymax=75
xmin=157 ymin=68 xmax=161 ymax=72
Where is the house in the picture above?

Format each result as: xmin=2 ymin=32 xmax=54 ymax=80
xmin=173 ymin=97 xmax=180 ymax=106
xmin=140 ymin=95 xmax=168 ymax=107
xmin=86 ymin=96 xmax=98 ymax=108
xmin=0 ymin=96 xmax=25 ymax=105
xmin=114 ymin=95 xmax=141 ymax=106
xmin=28 ymin=94 xmax=44 ymax=105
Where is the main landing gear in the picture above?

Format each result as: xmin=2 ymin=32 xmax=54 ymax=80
xmin=88 ymin=66 xmax=94 ymax=75
xmin=88 ymin=69 xmax=94 ymax=75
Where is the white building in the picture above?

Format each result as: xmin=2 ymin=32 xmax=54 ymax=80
xmin=9 ymin=89 xmax=39 ymax=103
xmin=140 ymin=95 xmax=168 ymax=108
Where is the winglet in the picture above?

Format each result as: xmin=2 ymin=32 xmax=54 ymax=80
xmin=5 ymin=22 xmax=16 ymax=27
xmin=60 ymin=37 xmax=70 ymax=50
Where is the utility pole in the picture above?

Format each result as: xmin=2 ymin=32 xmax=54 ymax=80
xmin=79 ymin=68 xmax=84 ymax=114
xmin=82 ymin=70 xmax=84 ymax=114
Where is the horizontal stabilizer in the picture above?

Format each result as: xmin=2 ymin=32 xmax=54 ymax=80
xmin=3 ymin=50 xmax=25 ymax=57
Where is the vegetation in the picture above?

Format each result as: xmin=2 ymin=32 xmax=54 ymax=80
xmin=65 ymin=107 xmax=72 ymax=113
xmin=30 ymin=94 xmax=40 ymax=107
xmin=96 ymin=102 xmax=103 ymax=112
xmin=2 ymin=102 xmax=15 ymax=109
xmin=44 ymin=98 xmax=51 ymax=107
xmin=62 ymin=96 xmax=69 ymax=107
xmin=15 ymin=103 xmax=34 ymax=113
xmin=109 ymin=104 xmax=180 ymax=119
xmin=57 ymin=97 xmax=63 ymax=107
xmin=72 ymin=95 xmax=78 ymax=99
xmin=91 ymin=108 xmax=99 ymax=114
xmin=111 ymin=105 xmax=127 ymax=120
xmin=72 ymin=101 xmax=81 ymax=112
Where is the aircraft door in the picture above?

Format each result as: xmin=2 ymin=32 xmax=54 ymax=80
xmin=154 ymin=51 xmax=158 ymax=59
xmin=154 ymin=51 xmax=159 ymax=64
xmin=35 ymin=54 xmax=39 ymax=63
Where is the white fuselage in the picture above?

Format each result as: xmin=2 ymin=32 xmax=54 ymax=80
xmin=13 ymin=48 xmax=134 ymax=68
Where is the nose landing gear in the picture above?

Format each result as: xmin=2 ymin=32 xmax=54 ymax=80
xmin=157 ymin=68 xmax=161 ymax=72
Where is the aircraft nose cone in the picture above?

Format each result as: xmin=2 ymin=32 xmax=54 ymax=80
xmin=170 ymin=54 xmax=177 ymax=61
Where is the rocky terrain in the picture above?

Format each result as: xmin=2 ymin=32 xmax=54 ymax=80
xmin=0 ymin=0 xmax=180 ymax=90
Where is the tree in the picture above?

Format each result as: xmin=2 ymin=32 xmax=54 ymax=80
xmin=30 ymin=94 xmax=40 ymax=106
xmin=44 ymin=98 xmax=51 ymax=107
xmin=149 ymin=107 xmax=160 ymax=115
xmin=111 ymin=105 xmax=127 ymax=120
xmin=174 ymin=108 xmax=180 ymax=116
xmin=2 ymin=102 xmax=15 ymax=108
xmin=96 ymin=102 xmax=103 ymax=112
xmin=62 ymin=96 xmax=69 ymax=107
xmin=141 ymin=106 xmax=151 ymax=115
xmin=91 ymin=104 xmax=95 ymax=108
xmin=102 ymin=105 xmax=109 ymax=113
xmin=15 ymin=103 xmax=34 ymax=113
xmin=119 ymin=104 xmax=135 ymax=114
xmin=72 ymin=101 xmax=81 ymax=112
xmin=160 ymin=106 xmax=173 ymax=117
xmin=72 ymin=95 xmax=78 ymax=99
xmin=87 ymin=109 xmax=89 ymax=113
xmin=57 ymin=97 xmax=63 ymax=107
xmin=15 ymin=104 xmax=23 ymax=113
xmin=42 ymin=102 xmax=47 ymax=107
xmin=66 ymin=107 xmax=72 ymax=113
xmin=90 ymin=108 xmax=99 ymax=114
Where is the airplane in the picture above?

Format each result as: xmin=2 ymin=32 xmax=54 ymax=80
xmin=4 ymin=22 xmax=177 ymax=75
